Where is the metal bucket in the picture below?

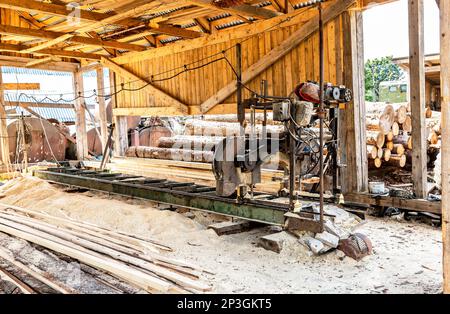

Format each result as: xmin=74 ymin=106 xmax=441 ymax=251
xmin=368 ymin=181 xmax=386 ymax=194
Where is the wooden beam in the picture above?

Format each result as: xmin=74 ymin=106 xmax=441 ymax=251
xmin=0 ymin=25 xmax=147 ymax=52
xmin=0 ymin=55 xmax=79 ymax=72
xmin=16 ymin=1 xmax=160 ymax=54
xmin=6 ymin=101 xmax=74 ymax=109
xmin=186 ymin=0 xmax=281 ymax=19
xmin=0 ymin=43 xmax=102 ymax=60
xmin=113 ymin=107 xmax=188 ymax=117
xmin=148 ymin=23 xmax=203 ymax=39
xmin=73 ymin=71 xmax=88 ymax=160
xmin=440 ymin=0 xmax=449 ymax=294
xmin=0 ymin=0 xmax=111 ymax=23
xmin=408 ymin=0 xmax=427 ymax=198
xmin=96 ymin=68 xmax=108 ymax=152
xmin=0 ymin=83 xmax=40 ymax=90
xmin=25 ymin=56 xmax=62 ymax=68
xmin=0 ymin=68 xmax=10 ymax=172
xmin=112 ymin=6 xmax=320 ymax=65
xmin=100 ymin=57 xmax=188 ymax=115
xmin=340 ymin=10 xmax=368 ymax=194
xmin=344 ymin=193 xmax=441 ymax=215
xmin=200 ymin=0 xmax=356 ymax=113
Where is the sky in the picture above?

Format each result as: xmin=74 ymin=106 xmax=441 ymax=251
xmin=363 ymin=0 xmax=440 ymax=61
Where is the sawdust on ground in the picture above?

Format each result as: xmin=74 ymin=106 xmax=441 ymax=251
xmin=0 ymin=176 xmax=443 ymax=294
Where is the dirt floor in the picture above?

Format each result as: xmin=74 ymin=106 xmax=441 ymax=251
xmin=0 ymin=176 xmax=443 ymax=294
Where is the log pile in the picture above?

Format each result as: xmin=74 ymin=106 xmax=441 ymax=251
xmin=0 ymin=203 xmax=212 ymax=294
xmin=366 ymin=102 xmax=441 ymax=170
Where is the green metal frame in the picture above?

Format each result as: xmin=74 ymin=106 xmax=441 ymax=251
xmin=34 ymin=170 xmax=287 ymax=225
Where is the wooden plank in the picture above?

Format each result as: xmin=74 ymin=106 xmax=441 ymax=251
xmin=6 ymin=101 xmax=74 ymax=109
xmin=408 ymin=0 xmax=427 ymax=198
xmin=0 ymin=24 xmax=147 ymax=52
xmin=0 ymin=68 xmax=10 ymax=172
xmin=0 ymin=42 xmax=102 ymax=60
xmin=0 ymin=55 xmax=79 ymax=72
xmin=101 ymin=57 xmax=188 ymax=114
xmin=0 ymin=83 xmax=40 ymax=90
xmin=344 ymin=192 xmax=441 ymax=215
xmin=96 ymin=68 xmax=108 ymax=152
xmin=0 ymin=0 xmax=110 ymax=23
xmin=113 ymin=107 xmax=186 ymax=117
xmin=199 ymin=0 xmax=356 ymax=113
xmin=0 ymin=219 xmax=172 ymax=293
xmin=73 ymin=71 xmax=88 ymax=160
xmin=340 ymin=10 xmax=367 ymax=194
xmin=440 ymin=0 xmax=449 ymax=294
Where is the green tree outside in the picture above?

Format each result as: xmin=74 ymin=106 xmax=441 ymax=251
xmin=365 ymin=56 xmax=404 ymax=101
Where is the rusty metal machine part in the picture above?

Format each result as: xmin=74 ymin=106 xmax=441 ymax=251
xmin=6 ymin=117 xmax=67 ymax=163
xmin=338 ymin=233 xmax=373 ymax=261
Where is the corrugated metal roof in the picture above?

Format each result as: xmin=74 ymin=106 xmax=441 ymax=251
xmin=7 ymin=106 xmax=76 ymax=123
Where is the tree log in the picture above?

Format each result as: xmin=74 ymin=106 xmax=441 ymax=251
xmin=158 ymin=135 xmax=223 ymax=151
xmin=383 ymin=148 xmax=392 ymax=162
xmin=392 ymin=144 xmax=405 ymax=156
xmin=385 ymin=154 xmax=407 ymax=168
xmin=379 ymin=104 xmax=395 ymax=135
xmin=367 ymin=145 xmax=378 ymax=159
xmin=385 ymin=141 xmax=394 ymax=151
xmin=392 ymin=121 xmax=400 ymax=136
xmin=386 ymin=131 xmax=394 ymax=142
xmin=393 ymin=134 xmax=412 ymax=150
xmin=394 ymin=104 xmax=408 ymax=124
xmin=368 ymin=157 xmax=382 ymax=169
xmin=126 ymin=146 xmax=214 ymax=163
xmin=366 ymin=131 xmax=385 ymax=148
xmin=402 ymin=115 xmax=412 ymax=133
xmin=184 ymin=120 xmax=285 ymax=136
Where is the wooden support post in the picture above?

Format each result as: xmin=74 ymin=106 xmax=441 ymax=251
xmin=73 ymin=71 xmax=88 ymax=160
xmin=440 ymin=0 xmax=449 ymax=294
xmin=109 ymin=71 xmax=128 ymax=157
xmin=96 ymin=68 xmax=108 ymax=152
xmin=341 ymin=10 xmax=367 ymax=194
xmin=408 ymin=0 xmax=427 ymax=198
xmin=0 ymin=67 xmax=10 ymax=172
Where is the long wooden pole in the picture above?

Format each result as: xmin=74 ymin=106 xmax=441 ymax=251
xmin=0 ymin=66 xmax=10 ymax=172
xmin=96 ymin=68 xmax=108 ymax=152
xmin=440 ymin=0 xmax=449 ymax=294
xmin=73 ymin=70 xmax=88 ymax=160
xmin=408 ymin=0 xmax=427 ymax=198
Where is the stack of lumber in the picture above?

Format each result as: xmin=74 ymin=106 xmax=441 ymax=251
xmin=366 ymin=103 xmax=441 ymax=170
xmin=0 ymin=203 xmax=212 ymax=294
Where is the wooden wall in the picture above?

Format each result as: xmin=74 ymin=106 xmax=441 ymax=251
xmin=114 ymin=11 xmax=345 ymax=114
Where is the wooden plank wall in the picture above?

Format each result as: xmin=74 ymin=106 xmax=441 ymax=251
xmin=115 ymin=14 xmax=344 ymax=114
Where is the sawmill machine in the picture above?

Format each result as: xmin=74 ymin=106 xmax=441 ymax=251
xmin=212 ymin=0 xmax=353 ymax=232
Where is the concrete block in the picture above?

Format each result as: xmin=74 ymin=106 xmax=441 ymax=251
xmin=208 ymin=220 xmax=251 ymax=236
xmin=315 ymin=231 xmax=339 ymax=248
xmin=258 ymin=232 xmax=292 ymax=253
xmin=324 ymin=219 xmax=350 ymax=240
xmin=304 ymin=237 xmax=324 ymax=255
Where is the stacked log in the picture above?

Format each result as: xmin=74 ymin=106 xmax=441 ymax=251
xmin=366 ymin=102 xmax=441 ymax=170
xmin=125 ymin=146 xmax=214 ymax=163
